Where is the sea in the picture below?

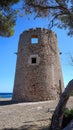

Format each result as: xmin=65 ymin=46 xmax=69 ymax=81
xmin=0 ymin=93 xmax=12 ymax=98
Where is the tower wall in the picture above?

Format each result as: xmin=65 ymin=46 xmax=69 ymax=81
xmin=12 ymin=28 xmax=64 ymax=102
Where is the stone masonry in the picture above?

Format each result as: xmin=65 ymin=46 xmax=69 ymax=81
xmin=12 ymin=28 xmax=64 ymax=102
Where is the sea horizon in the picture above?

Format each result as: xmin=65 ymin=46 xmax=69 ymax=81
xmin=0 ymin=92 xmax=12 ymax=98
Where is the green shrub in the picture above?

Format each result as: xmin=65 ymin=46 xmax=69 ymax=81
xmin=71 ymin=92 xmax=73 ymax=96
xmin=62 ymin=108 xmax=73 ymax=128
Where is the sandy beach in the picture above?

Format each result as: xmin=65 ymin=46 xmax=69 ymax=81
xmin=0 ymin=97 xmax=73 ymax=130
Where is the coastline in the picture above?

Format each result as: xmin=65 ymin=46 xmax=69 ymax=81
xmin=0 ymin=98 xmax=11 ymax=100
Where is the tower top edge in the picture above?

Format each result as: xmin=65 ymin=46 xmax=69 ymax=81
xmin=21 ymin=28 xmax=57 ymax=36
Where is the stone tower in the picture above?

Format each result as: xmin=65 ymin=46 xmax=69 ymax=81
xmin=12 ymin=28 xmax=64 ymax=102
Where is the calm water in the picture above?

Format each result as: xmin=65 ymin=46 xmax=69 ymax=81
xmin=0 ymin=93 xmax=12 ymax=98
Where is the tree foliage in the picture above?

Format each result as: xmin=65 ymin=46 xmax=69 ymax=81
xmin=1 ymin=0 xmax=73 ymax=37
xmin=0 ymin=0 xmax=73 ymax=36
xmin=0 ymin=0 xmax=19 ymax=37
xmin=23 ymin=0 xmax=73 ymax=36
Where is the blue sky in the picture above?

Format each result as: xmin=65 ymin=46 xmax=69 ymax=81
xmin=0 ymin=14 xmax=73 ymax=92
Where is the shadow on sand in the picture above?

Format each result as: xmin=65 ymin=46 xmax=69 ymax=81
xmin=2 ymin=124 xmax=50 ymax=130
xmin=0 ymin=100 xmax=13 ymax=106
xmin=0 ymin=99 xmax=18 ymax=106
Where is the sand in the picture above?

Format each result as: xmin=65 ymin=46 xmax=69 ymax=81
xmin=0 ymin=97 xmax=73 ymax=130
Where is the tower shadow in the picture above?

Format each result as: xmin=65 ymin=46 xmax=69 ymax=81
xmin=0 ymin=99 xmax=12 ymax=106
